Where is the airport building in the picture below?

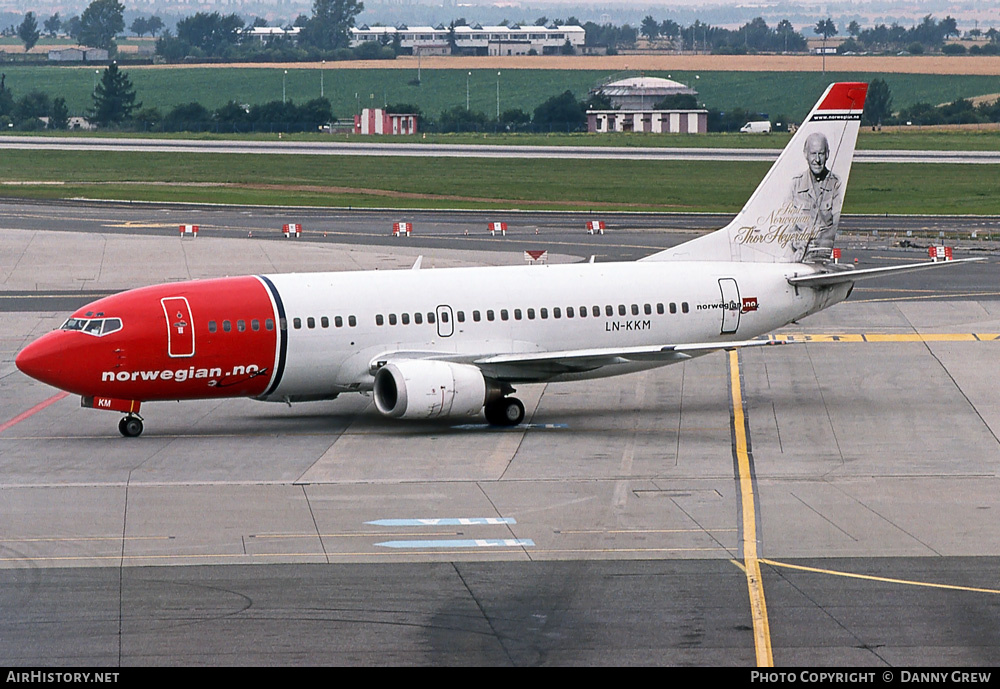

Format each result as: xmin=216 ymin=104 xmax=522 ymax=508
xmin=586 ymin=76 xmax=707 ymax=134
xmin=587 ymin=109 xmax=708 ymax=134
xmin=354 ymin=108 xmax=418 ymax=135
xmin=349 ymin=24 xmax=586 ymax=56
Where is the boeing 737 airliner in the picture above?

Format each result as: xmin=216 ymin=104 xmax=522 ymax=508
xmin=15 ymin=82 xmax=980 ymax=436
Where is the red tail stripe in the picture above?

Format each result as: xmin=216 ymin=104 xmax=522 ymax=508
xmin=818 ymin=82 xmax=869 ymax=111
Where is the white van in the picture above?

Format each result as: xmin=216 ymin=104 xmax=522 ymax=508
xmin=740 ymin=120 xmax=772 ymax=134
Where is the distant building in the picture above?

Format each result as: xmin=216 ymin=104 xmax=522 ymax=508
xmin=354 ymin=108 xmax=418 ymax=136
xmin=587 ymin=109 xmax=708 ymax=134
xmin=246 ymin=27 xmax=301 ymax=42
xmin=48 ymin=47 xmax=109 ymax=62
xmin=350 ymin=24 xmax=585 ymax=56
xmin=590 ymin=76 xmax=697 ymax=111
xmin=586 ymin=76 xmax=706 ymax=135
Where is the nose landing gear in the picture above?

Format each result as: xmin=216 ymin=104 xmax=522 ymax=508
xmin=118 ymin=414 xmax=144 ymax=438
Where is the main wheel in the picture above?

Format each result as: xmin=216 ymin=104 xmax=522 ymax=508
xmin=485 ymin=397 xmax=525 ymax=427
xmin=119 ymin=416 xmax=143 ymax=438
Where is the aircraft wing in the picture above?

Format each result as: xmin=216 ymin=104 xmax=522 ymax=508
xmin=788 ymin=257 xmax=986 ymax=287
xmin=469 ymin=338 xmax=785 ymax=379
xmin=370 ymin=339 xmax=785 ymax=381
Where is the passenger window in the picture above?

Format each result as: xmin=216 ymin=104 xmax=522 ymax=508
xmin=566 ymin=307 xmax=574 ymax=318
xmin=320 ymin=317 xmax=329 ymax=328
xmin=631 ymin=304 xmax=639 ymax=316
xmin=670 ymin=303 xmax=677 ymax=314
xmin=500 ymin=309 xmax=509 ymax=321
xmin=514 ymin=309 xmax=522 ymax=320
xmin=266 ymin=319 xmax=275 ymax=331
xmin=427 ymin=312 xmax=436 ymax=324
xmin=279 ymin=318 xmax=287 ymax=331
xmin=223 ymin=320 xmax=232 ymax=332
xmin=526 ymin=308 xmax=534 ymax=320
xmin=388 ymin=314 xmax=397 ymax=326
xmin=376 ymin=314 xmax=384 ymax=326
xmin=593 ymin=306 xmax=600 ymax=317
xmin=335 ymin=316 xmax=343 ymax=327
xmin=208 ymin=321 xmax=217 ymax=333
xmin=440 ymin=311 xmax=449 ymax=323
xmin=540 ymin=308 xmax=548 ymax=319
xmin=473 ymin=310 xmax=481 ymax=322
xmin=238 ymin=319 xmax=247 ymax=332
xmin=292 ymin=318 xmax=301 ymax=329
xmin=414 ymin=312 xmax=422 ymax=324
xmin=656 ymin=303 xmax=664 ymax=315
xmin=682 ymin=302 xmax=689 ymax=313
xmin=487 ymin=310 xmax=495 ymax=321
xmin=306 ymin=317 xmax=315 ymax=329
xmin=618 ymin=304 xmax=626 ymax=316
xmin=605 ymin=305 xmax=613 ymax=317
xmin=401 ymin=313 xmax=410 ymax=325
xmin=252 ymin=319 xmax=261 ymax=331
xmin=348 ymin=316 xmax=356 ymax=327
xmin=456 ymin=311 xmax=465 ymax=323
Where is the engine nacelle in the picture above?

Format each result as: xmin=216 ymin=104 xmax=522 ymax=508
xmin=373 ymin=359 xmax=487 ymax=420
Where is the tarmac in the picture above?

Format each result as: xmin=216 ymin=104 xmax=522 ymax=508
xmin=2 ymin=212 xmax=999 ymax=666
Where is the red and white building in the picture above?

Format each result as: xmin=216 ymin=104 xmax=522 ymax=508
xmin=354 ymin=108 xmax=419 ymax=136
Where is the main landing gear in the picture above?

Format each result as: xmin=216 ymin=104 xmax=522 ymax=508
xmin=484 ymin=397 xmax=525 ymax=427
xmin=118 ymin=414 xmax=144 ymax=438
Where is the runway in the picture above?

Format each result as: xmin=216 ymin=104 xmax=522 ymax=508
xmin=2 ymin=204 xmax=1000 ymax=665
xmin=2 ymin=135 xmax=998 ymax=164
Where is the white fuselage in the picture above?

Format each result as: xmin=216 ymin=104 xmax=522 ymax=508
xmin=260 ymin=260 xmax=845 ymax=400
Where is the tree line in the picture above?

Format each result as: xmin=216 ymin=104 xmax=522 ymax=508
xmin=836 ymin=15 xmax=999 ymax=55
xmin=9 ymin=0 xmax=366 ymax=61
xmin=10 ymin=2 xmax=998 ymax=63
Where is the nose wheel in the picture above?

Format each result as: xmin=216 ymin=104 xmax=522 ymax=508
xmin=118 ymin=415 xmax=144 ymax=438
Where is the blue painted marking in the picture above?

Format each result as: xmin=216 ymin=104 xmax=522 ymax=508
xmin=376 ymin=539 xmax=535 ymax=549
xmin=451 ymin=423 xmax=568 ymax=430
xmin=367 ymin=518 xmax=516 ymax=527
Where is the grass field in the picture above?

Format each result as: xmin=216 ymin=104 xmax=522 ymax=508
xmin=3 ymin=150 xmax=998 ymax=214
xmin=2 ymin=65 xmax=999 ymax=125
xmin=18 ymin=128 xmax=1000 ymax=150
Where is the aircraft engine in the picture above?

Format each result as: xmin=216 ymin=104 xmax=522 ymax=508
xmin=373 ymin=359 xmax=487 ymax=420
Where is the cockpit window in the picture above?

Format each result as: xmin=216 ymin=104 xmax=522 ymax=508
xmin=61 ymin=317 xmax=123 ymax=337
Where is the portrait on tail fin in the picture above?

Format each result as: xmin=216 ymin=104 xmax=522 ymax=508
xmin=786 ymin=132 xmax=843 ymax=263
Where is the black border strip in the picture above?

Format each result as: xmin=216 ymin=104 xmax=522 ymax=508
xmin=257 ymin=275 xmax=287 ymax=398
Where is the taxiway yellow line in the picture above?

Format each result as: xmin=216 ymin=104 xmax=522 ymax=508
xmin=760 ymin=558 xmax=1000 ymax=595
xmin=729 ymin=350 xmax=773 ymax=667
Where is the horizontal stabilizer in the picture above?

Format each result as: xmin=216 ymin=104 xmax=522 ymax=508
xmin=788 ymin=257 xmax=986 ymax=287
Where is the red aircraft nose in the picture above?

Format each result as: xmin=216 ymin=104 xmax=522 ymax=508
xmin=16 ymin=332 xmax=74 ymax=391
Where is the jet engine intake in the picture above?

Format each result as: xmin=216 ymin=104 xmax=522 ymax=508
xmin=373 ymin=359 xmax=487 ymax=420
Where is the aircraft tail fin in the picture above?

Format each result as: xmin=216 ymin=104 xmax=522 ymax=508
xmin=642 ymin=82 xmax=868 ymax=264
